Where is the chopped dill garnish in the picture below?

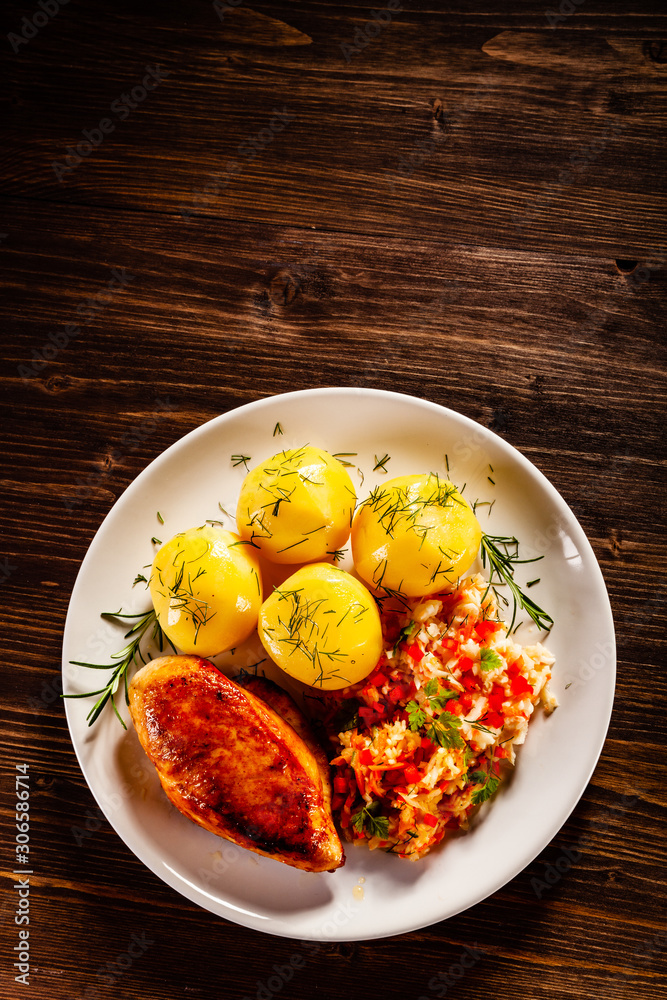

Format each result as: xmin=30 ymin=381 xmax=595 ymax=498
xmin=488 ymin=477 xmax=495 ymax=485
xmin=333 ymin=452 xmax=357 ymax=467
xmin=327 ymin=548 xmax=347 ymax=564
xmin=527 ymin=578 xmax=540 ymax=587
xmin=273 ymin=422 xmax=283 ymax=436
xmin=151 ymin=537 xmax=161 ymax=545
xmin=373 ymin=453 xmax=390 ymax=473
xmin=231 ymin=454 xmax=252 ymax=470
xmin=132 ymin=573 xmax=147 ymax=586
xmin=157 ymin=511 xmax=164 ymax=524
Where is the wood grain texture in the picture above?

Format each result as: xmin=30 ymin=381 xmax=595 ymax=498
xmin=1 ymin=2 xmax=666 ymax=999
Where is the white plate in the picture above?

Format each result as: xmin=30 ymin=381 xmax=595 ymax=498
xmin=63 ymin=387 xmax=615 ymax=940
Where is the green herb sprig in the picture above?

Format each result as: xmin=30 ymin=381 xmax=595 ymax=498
xmin=352 ymin=801 xmax=390 ymax=840
xmin=480 ymin=533 xmax=553 ymax=632
xmin=64 ymin=608 xmax=175 ymax=728
xmin=469 ymin=768 xmax=501 ymax=805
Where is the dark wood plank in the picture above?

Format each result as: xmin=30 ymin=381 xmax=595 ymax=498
xmin=1 ymin=3 xmax=666 ymax=999
xmin=1 ymin=2 xmax=666 ymax=255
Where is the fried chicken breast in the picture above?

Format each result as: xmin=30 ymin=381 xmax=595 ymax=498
xmin=128 ymin=655 xmax=344 ymax=873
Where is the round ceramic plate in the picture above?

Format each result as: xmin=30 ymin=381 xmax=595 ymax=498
xmin=62 ymin=387 xmax=615 ymax=941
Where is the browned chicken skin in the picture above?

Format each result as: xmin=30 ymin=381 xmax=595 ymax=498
xmin=128 ymin=655 xmax=345 ymax=873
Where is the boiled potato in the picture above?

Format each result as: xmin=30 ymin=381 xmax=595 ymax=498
xmin=258 ymin=563 xmax=383 ymax=690
xmin=351 ymin=473 xmax=481 ymax=597
xmin=149 ymin=525 xmax=262 ymax=656
xmin=236 ymin=445 xmax=356 ymax=564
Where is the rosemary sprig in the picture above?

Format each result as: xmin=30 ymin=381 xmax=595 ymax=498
xmin=64 ymin=608 xmax=175 ymax=729
xmin=480 ymin=533 xmax=553 ymax=632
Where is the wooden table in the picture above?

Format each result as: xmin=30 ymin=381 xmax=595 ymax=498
xmin=2 ymin=2 xmax=665 ymax=997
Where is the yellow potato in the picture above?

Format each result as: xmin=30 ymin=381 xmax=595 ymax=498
xmin=236 ymin=445 xmax=356 ymax=564
xmin=258 ymin=563 xmax=383 ymax=690
xmin=351 ymin=473 xmax=481 ymax=597
xmin=149 ymin=525 xmax=262 ymax=656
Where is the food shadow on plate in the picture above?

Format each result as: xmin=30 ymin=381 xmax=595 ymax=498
xmin=113 ymin=725 xmax=338 ymax=914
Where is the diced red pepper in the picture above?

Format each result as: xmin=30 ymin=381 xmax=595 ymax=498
xmin=445 ymin=699 xmax=462 ymax=716
xmin=403 ymin=764 xmax=421 ymax=784
xmin=510 ymin=674 xmax=534 ymax=697
xmin=506 ymin=660 xmax=522 ymax=678
xmin=488 ymin=684 xmax=506 ymax=713
xmin=332 ymin=793 xmax=345 ymax=811
xmin=406 ymin=642 xmax=424 ymax=663
xmin=461 ymin=671 xmax=479 ymax=692
xmin=388 ymin=685 xmax=405 ymax=704
xmin=474 ymin=620 xmax=502 ymax=640
xmin=369 ymin=670 xmax=387 ymax=687
xmin=494 ymin=746 xmax=507 ymax=759
xmin=458 ymin=655 xmax=475 ymax=673
xmin=359 ymin=748 xmax=373 ymax=766
xmin=421 ymin=736 xmax=434 ymax=750
xmin=441 ymin=637 xmax=458 ymax=652
xmin=333 ymin=775 xmax=349 ymax=793
xmin=459 ymin=692 xmax=473 ymax=712
xmin=422 ymin=813 xmax=438 ymax=828
xmin=486 ymin=711 xmax=505 ymax=729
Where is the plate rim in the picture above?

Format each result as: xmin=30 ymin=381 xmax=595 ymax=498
xmin=62 ymin=386 xmax=616 ymax=940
